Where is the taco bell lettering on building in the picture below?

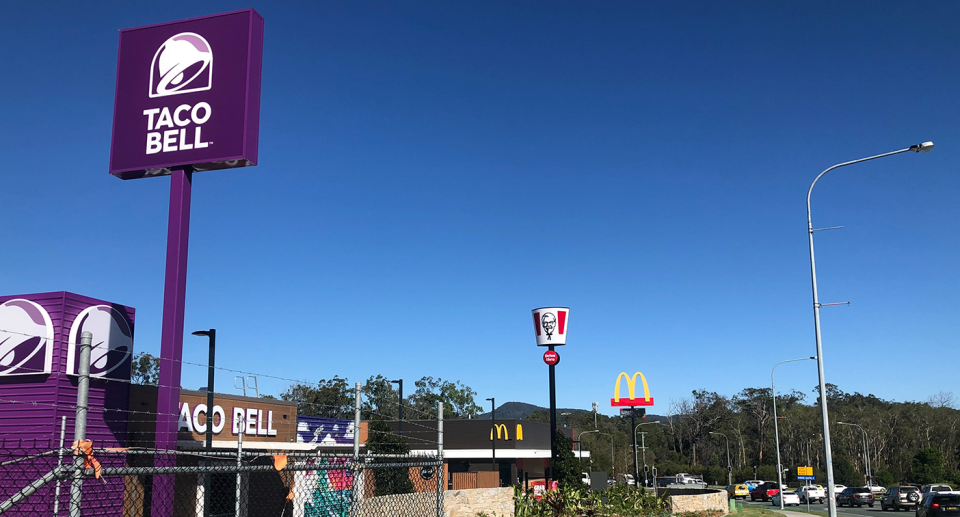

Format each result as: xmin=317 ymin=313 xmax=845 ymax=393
xmin=109 ymin=9 xmax=263 ymax=180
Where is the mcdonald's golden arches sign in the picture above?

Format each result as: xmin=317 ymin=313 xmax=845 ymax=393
xmin=611 ymin=372 xmax=654 ymax=407
xmin=489 ymin=423 xmax=524 ymax=441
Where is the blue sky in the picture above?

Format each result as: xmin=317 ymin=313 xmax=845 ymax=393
xmin=2 ymin=1 xmax=958 ymax=415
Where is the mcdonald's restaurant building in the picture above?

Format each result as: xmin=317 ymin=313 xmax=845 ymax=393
xmin=378 ymin=419 xmax=587 ymax=488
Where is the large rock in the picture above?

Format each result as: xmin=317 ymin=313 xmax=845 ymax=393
xmin=443 ymin=487 xmax=515 ymax=517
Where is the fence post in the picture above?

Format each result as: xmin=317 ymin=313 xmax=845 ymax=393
xmin=236 ymin=429 xmax=244 ymax=517
xmin=351 ymin=382 xmax=362 ymax=517
xmin=436 ymin=400 xmax=444 ymax=517
xmin=53 ymin=416 xmax=66 ymax=516
xmin=69 ymin=331 xmax=92 ymax=517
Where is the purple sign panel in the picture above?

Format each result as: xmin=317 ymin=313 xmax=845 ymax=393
xmin=296 ymin=416 xmax=355 ymax=446
xmin=109 ymin=9 xmax=264 ymax=180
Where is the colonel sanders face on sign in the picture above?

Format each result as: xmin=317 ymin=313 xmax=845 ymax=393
xmin=541 ymin=312 xmax=556 ymax=340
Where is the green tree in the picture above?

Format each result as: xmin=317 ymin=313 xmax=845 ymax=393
xmin=553 ymin=429 xmax=581 ymax=489
xmin=281 ymin=376 xmax=353 ymax=418
xmin=833 ymin=456 xmax=860 ymax=487
xmin=130 ymin=352 xmax=159 ymax=385
xmin=875 ymin=470 xmax=895 ymax=487
xmin=367 ymin=418 xmax=414 ymax=496
xmin=406 ymin=376 xmax=482 ymax=419
xmin=910 ymin=448 xmax=947 ymax=484
xmin=362 ymin=375 xmax=399 ymax=419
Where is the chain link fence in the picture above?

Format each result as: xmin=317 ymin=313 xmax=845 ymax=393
xmin=0 ymin=441 xmax=443 ymax=516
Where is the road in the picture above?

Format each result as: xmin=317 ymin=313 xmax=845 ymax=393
xmin=739 ymin=497 xmax=913 ymax=517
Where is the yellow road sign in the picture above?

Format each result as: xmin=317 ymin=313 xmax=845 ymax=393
xmin=797 ymin=466 xmax=813 ymax=476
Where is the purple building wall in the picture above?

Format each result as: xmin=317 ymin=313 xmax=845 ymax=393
xmin=0 ymin=291 xmax=135 ymax=513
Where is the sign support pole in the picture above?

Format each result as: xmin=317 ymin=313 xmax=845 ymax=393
xmin=153 ymin=167 xmax=193 ymax=517
xmin=631 ymin=408 xmax=638 ymax=485
xmin=548 ymin=344 xmax=557 ymax=482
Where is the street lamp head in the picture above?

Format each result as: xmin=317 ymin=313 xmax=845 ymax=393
xmin=910 ymin=141 xmax=934 ymax=153
xmin=486 ymin=398 xmax=494 ymax=402
xmin=191 ymin=330 xmax=211 ymax=337
xmin=810 ymin=356 xmax=817 ymax=360
xmin=390 ymin=379 xmax=401 ymax=384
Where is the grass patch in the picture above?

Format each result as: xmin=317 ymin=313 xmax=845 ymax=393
xmin=738 ymin=506 xmax=788 ymax=517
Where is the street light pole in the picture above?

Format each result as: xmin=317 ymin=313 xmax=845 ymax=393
xmin=635 ymin=422 xmax=661 ymax=488
xmin=191 ymin=329 xmax=216 ymax=517
xmin=772 ymin=356 xmax=816 ymax=509
xmin=838 ymin=422 xmax=871 ymax=487
xmin=709 ymin=432 xmax=731 ymax=487
xmin=806 ymin=141 xmax=933 ymax=517
xmin=487 ymin=397 xmax=496 ymax=474
xmin=581 ymin=430 xmax=613 ymax=478
xmin=390 ymin=379 xmax=403 ymax=436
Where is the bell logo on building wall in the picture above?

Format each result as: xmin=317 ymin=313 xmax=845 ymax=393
xmin=66 ymin=305 xmax=135 ymax=380
xmin=150 ymin=32 xmax=213 ymax=98
xmin=0 ymin=299 xmax=54 ymax=376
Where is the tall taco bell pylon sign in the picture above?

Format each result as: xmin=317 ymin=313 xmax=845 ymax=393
xmin=108 ymin=11 xmax=263 ymax=513
xmin=532 ymin=307 xmax=568 ymax=481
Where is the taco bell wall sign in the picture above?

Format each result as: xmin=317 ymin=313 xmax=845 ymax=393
xmin=532 ymin=307 xmax=569 ymax=346
xmin=109 ymin=9 xmax=264 ymax=180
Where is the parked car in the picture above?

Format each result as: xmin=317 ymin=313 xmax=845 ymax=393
xmin=798 ymin=485 xmax=826 ymax=504
xmin=727 ymin=484 xmax=750 ymax=499
xmin=744 ymin=480 xmax=764 ymax=490
xmin=922 ymin=486 xmax=955 ymax=497
xmin=581 ymin=472 xmax=590 ymax=486
xmin=617 ymin=474 xmax=636 ymax=486
xmin=881 ymin=486 xmax=921 ymax=511
xmin=773 ymin=491 xmax=801 ymax=507
xmin=838 ymin=486 xmax=875 ymax=508
xmin=607 ymin=477 xmax=616 ymax=486
xmin=751 ymin=482 xmax=783 ymax=502
xmin=870 ymin=485 xmax=889 ymax=495
xmin=916 ymin=492 xmax=960 ymax=517
xmin=834 ymin=485 xmax=848 ymax=493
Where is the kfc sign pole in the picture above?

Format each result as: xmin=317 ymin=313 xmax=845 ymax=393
xmin=109 ymin=10 xmax=263 ymax=517
xmin=532 ymin=307 xmax=569 ymax=482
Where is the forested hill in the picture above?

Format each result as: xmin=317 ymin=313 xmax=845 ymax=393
xmin=559 ymin=384 xmax=959 ymax=487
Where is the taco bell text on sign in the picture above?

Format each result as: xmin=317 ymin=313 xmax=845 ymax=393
xmin=109 ymin=9 xmax=264 ymax=180
xmin=531 ymin=307 xmax=569 ymax=346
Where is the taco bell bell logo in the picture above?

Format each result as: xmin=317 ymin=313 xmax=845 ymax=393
xmin=150 ymin=32 xmax=213 ymax=98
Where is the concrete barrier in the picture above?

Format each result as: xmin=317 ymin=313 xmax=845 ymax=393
xmin=665 ymin=487 xmax=728 ymax=514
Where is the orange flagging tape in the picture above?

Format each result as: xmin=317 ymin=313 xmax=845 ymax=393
xmin=71 ymin=440 xmax=102 ymax=479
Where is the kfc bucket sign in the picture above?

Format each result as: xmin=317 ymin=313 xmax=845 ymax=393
xmin=109 ymin=9 xmax=264 ymax=180
xmin=532 ymin=307 xmax=569 ymax=346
